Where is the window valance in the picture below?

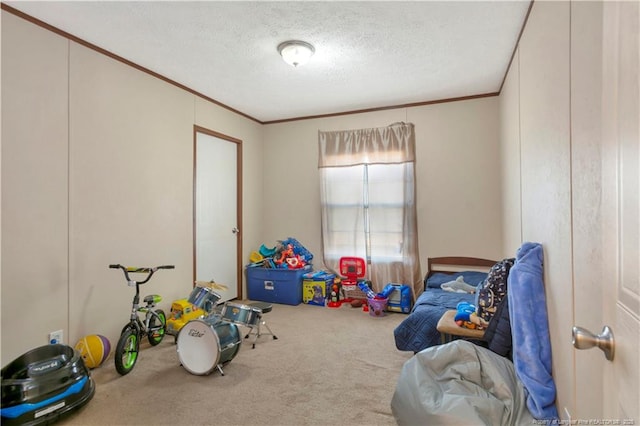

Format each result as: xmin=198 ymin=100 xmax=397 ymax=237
xmin=318 ymin=122 xmax=415 ymax=168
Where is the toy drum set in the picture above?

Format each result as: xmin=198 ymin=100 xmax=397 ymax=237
xmin=176 ymin=316 xmax=241 ymax=376
xmin=219 ymin=302 xmax=262 ymax=328
xmin=176 ymin=284 xmax=244 ymax=376
xmin=176 ymin=284 xmax=273 ymax=376
xmin=187 ymin=285 xmax=221 ymax=314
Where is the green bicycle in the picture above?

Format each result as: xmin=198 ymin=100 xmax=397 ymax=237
xmin=110 ymin=264 xmax=174 ymax=375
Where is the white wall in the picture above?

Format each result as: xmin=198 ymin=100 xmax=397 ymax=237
xmin=262 ymin=98 xmax=504 ymax=277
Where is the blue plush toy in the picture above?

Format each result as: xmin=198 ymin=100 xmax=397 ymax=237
xmin=454 ymin=302 xmax=476 ymax=322
xmin=453 ymin=301 xmax=485 ymax=330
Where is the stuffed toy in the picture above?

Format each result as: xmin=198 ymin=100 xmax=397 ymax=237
xmin=453 ymin=302 xmax=488 ymax=330
xmin=441 ymin=276 xmax=477 ymax=293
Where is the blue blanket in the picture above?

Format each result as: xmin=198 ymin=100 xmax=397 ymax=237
xmin=394 ymin=271 xmax=488 ymax=352
xmin=507 ymin=242 xmax=559 ymax=420
xmin=393 ymin=289 xmax=476 ymax=352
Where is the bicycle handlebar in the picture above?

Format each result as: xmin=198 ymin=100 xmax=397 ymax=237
xmin=109 ymin=264 xmax=175 ymax=285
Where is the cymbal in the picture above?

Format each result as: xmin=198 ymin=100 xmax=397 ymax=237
xmin=194 ymin=280 xmax=229 ymax=291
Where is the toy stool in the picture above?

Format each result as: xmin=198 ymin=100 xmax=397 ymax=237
xmin=245 ymin=301 xmax=278 ymax=349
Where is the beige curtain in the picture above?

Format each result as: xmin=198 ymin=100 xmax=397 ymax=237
xmin=318 ymin=122 xmax=422 ymax=298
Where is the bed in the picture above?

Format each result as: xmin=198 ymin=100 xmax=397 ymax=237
xmin=393 ymin=256 xmax=496 ymax=353
xmin=391 ymin=243 xmax=559 ymax=424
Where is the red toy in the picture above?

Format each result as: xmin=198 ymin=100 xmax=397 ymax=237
xmin=339 ymin=257 xmax=366 ymax=303
xmin=274 ymin=243 xmax=306 ymax=269
xmin=327 ymin=280 xmax=342 ymax=308
xmin=327 ymin=257 xmax=371 ymax=309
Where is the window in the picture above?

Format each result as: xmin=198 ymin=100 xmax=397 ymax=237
xmin=318 ymin=122 xmax=421 ymax=293
xmin=321 ymin=162 xmax=413 ymax=264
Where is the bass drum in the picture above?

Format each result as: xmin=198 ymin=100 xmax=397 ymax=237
xmin=176 ymin=317 xmax=241 ymax=376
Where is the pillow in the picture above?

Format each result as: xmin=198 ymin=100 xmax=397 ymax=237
xmin=425 ymin=271 xmax=488 ymax=289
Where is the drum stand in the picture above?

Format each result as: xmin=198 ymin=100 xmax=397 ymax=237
xmin=245 ymin=302 xmax=278 ymax=349
xmin=215 ymin=364 xmax=225 ymax=376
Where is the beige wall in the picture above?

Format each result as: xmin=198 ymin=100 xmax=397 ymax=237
xmin=2 ymin=9 xmax=504 ymax=366
xmin=262 ymin=98 xmax=504 ymax=277
xmin=194 ymin=97 xmax=264 ymax=292
xmin=499 ymin=48 xmax=522 ymax=256
xmin=67 ymin=42 xmax=195 ymax=343
xmin=1 ymin=12 xmax=264 ymax=363
xmin=409 ymin=98 xmax=502 ymax=263
xmin=261 ymin=109 xmax=407 ymax=268
xmin=498 ymin=0 xmax=605 ymax=420
xmin=1 ymin=12 xmax=70 ymax=361
xmin=519 ymin=2 xmax=573 ymax=417
xmin=569 ymin=1 xmax=604 ymax=418
xmin=1 ymin=2 xmax=616 ymax=420
xmin=500 ymin=0 xmax=574 ymax=417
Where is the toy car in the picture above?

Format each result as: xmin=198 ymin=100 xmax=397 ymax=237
xmin=166 ymin=299 xmax=206 ymax=337
xmin=1 ymin=344 xmax=95 ymax=425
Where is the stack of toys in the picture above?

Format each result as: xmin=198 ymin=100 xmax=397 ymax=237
xmin=247 ymin=238 xmax=313 ymax=270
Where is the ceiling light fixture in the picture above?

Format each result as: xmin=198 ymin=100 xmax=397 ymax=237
xmin=277 ymin=40 xmax=315 ymax=67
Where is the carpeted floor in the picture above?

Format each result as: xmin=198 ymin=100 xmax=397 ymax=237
xmin=59 ymin=301 xmax=413 ymax=426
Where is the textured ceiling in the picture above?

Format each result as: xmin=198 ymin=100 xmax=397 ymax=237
xmin=4 ymin=1 xmax=531 ymax=123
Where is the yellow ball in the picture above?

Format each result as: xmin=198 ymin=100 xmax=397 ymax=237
xmin=75 ymin=334 xmax=111 ymax=369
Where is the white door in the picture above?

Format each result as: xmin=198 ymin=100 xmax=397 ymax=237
xmin=195 ymin=129 xmax=241 ymax=302
xmin=599 ymin=1 xmax=639 ymax=421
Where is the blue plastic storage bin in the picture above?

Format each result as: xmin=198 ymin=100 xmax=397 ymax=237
xmin=246 ymin=266 xmax=310 ymax=305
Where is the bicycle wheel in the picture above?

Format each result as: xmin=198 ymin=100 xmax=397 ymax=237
xmin=147 ymin=309 xmax=166 ymax=346
xmin=115 ymin=326 xmax=139 ymax=375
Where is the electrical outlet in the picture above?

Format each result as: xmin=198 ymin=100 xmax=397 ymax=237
xmin=49 ymin=330 xmax=64 ymax=345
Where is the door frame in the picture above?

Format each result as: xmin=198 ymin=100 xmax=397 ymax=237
xmin=193 ymin=125 xmax=243 ymax=299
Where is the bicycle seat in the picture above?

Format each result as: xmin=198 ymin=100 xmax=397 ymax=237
xmin=143 ymin=295 xmax=161 ymax=305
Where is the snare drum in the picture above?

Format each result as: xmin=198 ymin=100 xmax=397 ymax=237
xmin=176 ymin=317 xmax=241 ymax=376
xmin=220 ymin=302 xmax=261 ymax=327
xmin=187 ymin=286 xmax=221 ymax=314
